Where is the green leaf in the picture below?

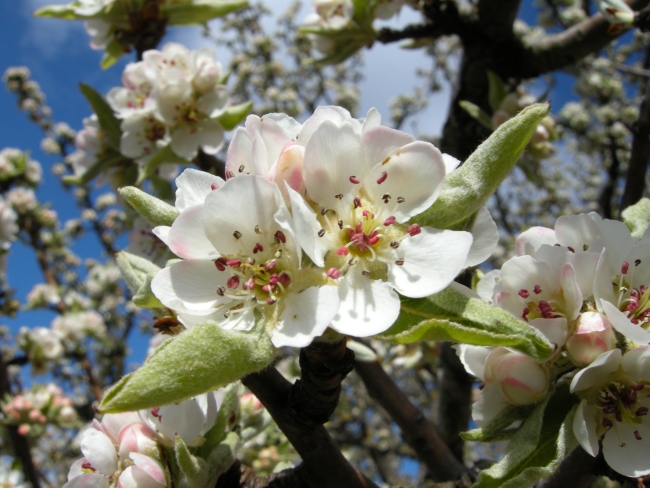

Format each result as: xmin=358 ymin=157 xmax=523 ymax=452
xmin=162 ymin=0 xmax=248 ymax=25
xmin=132 ymin=275 xmax=164 ymax=309
xmin=79 ymin=83 xmax=122 ymax=147
xmin=475 ymin=385 xmax=579 ymax=488
xmin=461 ymin=404 xmax=534 ymax=443
xmin=62 ymin=151 xmax=127 ymax=186
xmin=98 ymin=324 xmax=275 ymax=413
xmin=622 ymin=197 xmax=650 ymax=238
xmin=416 ymin=103 xmax=550 ymax=230
xmin=214 ymin=101 xmax=253 ymax=131
xmin=459 ymin=100 xmax=493 ymax=130
xmin=33 ymin=5 xmax=79 ymax=19
xmin=118 ymin=186 xmax=179 ymax=227
xmin=116 ymin=251 xmax=162 ymax=295
xmin=379 ymin=286 xmax=553 ymax=361
xmin=137 ymin=145 xmax=189 ymax=185
xmin=101 ymin=39 xmax=125 ymax=70
xmin=487 ymin=71 xmax=508 ymax=113
xmin=199 ymin=382 xmax=240 ymax=457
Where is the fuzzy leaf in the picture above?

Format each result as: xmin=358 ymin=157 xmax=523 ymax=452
xmin=116 ymin=251 xmax=161 ymax=295
xmin=622 ymin=197 xmax=650 ymax=238
xmin=163 ymin=0 xmax=248 ymax=25
xmin=475 ymin=385 xmax=578 ymax=488
xmin=99 ymin=325 xmax=275 ymax=413
xmin=101 ymin=39 xmax=125 ymax=70
xmin=79 ymin=83 xmax=121 ymax=147
xmin=175 ymin=435 xmax=204 ymax=482
xmin=62 ymin=151 xmax=128 ymax=186
xmin=33 ymin=5 xmax=79 ymax=19
xmin=461 ymin=404 xmax=534 ymax=443
xmin=487 ymin=71 xmax=508 ymax=112
xmin=132 ymin=275 xmax=165 ymax=309
xmin=214 ymin=101 xmax=253 ymax=130
xmin=119 ymin=186 xmax=179 ymax=227
xmin=416 ymin=103 xmax=550 ymax=230
xmin=199 ymin=383 xmax=240 ymax=457
xmin=380 ymin=286 xmax=553 ymax=361
xmin=459 ymin=100 xmax=493 ymax=130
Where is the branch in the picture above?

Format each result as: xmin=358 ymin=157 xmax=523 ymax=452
xmin=478 ymin=0 xmax=522 ymax=40
xmin=242 ymin=341 xmax=377 ymax=488
xmin=376 ymin=23 xmax=438 ymax=44
xmin=354 ymin=359 xmax=469 ymax=482
xmin=216 ymin=460 xmax=309 ymax=487
xmin=536 ymin=447 xmax=598 ymax=488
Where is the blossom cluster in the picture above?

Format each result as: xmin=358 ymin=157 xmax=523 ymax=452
xmin=2 ymin=384 xmax=78 ymax=436
xmin=149 ymin=106 xmax=497 ymax=347
xmin=458 ymin=213 xmax=650 ymax=477
xmin=63 ymin=391 xmax=221 ymax=488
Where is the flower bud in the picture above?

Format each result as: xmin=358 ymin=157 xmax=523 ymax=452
xmin=272 ymin=143 xmax=305 ymax=198
xmin=118 ymin=422 xmax=159 ymax=460
xmin=485 ymin=348 xmax=549 ymax=405
xmin=566 ymin=312 xmax=616 ymax=367
xmin=491 ymin=110 xmax=511 ymax=129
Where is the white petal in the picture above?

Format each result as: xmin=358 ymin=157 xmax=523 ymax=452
xmin=441 ymin=153 xmax=461 ymax=174
xmin=152 ymin=226 xmax=170 ymax=246
xmin=573 ymin=400 xmax=600 ymax=456
xmin=559 ymin=262 xmax=582 ymax=321
xmin=455 ymin=344 xmax=491 ymax=380
xmin=303 ymin=120 xmax=364 ymax=209
xmin=175 ymin=168 xmax=225 ymax=212
xmin=621 ymin=344 xmax=650 ymax=381
xmin=528 ymin=318 xmax=568 ymax=349
xmin=129 ymin=453 xmax=166 ymax=485
xmin=464 ymin=206 xmax=499 ymax=268
xmin=156 ymin=400 xmax=205 ymax=444
xmin=388 ymin=228 xmax=473 ymax=298
xmin=570 ymin=349 xmax=621 ymax=392
xmin=152 ymin=260 xmax=229 ymax=314
xmin=555 ymin=214 xmax=603 ymax=251
xmin=80 ymin=430 xmax=117 ymax=477
xmin=167 ymin=205 xmax=219 ymax=260
xmin=472 ymin=383 xmax=508 ymax=428
xmin=203 ymin=175 xmax=279 ymax=257
xmin=272 ymin=286 xmax=340 ymax=347
xmin=601 ymin=300 xmax=650 ymax=344
xmin=602 ymin=422 xmax=650 ymax=477
xmin=330 ymin=271 xmax=400 ymax=337
xmin=361 ymin=107 xmax=381 ymax=133
xmin=365 ymin=141 xmax=446 ymax=223
xmin=225 ymin=127 xmax=254 ymax=176
xmin=118 ymin=465 xmax=165 ymax=488
xmin=286 ymin=185 xmax=330 ymax=267
xmin=361 ymin=126 xmax=414 ymax=168
xmin=593 ymin=249 xmax=617 ymax=308
xmin=298 ymin=105 xmax=353 ymax=145
xmin=515 ymin=226 xmax=556 ymax=257
xmin=63 ymin=474 xmax=109 ymax=488
xmin=476 ymin=269 xmax=501 ymax=303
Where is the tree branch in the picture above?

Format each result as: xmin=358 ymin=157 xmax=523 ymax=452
xmin=536 ymin=447 xmax=598 ymax=488
xmin=354 ymin=359 xmax=469 ymax=482
xmin=376 ymin=23 xmax=439 ymax=44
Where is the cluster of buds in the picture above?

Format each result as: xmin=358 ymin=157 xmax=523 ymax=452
xmin=2 ymin=67 xmax=52 ymax=130
xmin=1 ymin=384 xmax=78 ymax=436
xmin=0 ymin=148 xmax=43 ymax=187
xmin=461 ymin=211 xmax=650 ymax=477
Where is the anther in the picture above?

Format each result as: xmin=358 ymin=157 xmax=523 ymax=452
xmin=583 ymin=244 xmax=589 ymax=251
xmin=337 ymin=247 xmax=349 ymax=256
xmin=238 ymin=164 xmax=245 ymax=173
xmin=255 ymin=225 xmax=262 ymax=234
xmin=361 ymin=270 xmax=370 ymax=276
xmin=327 ymin=268 xmax=341 ymax=279
xmin=533 ymin=285 xmax=542 ymax=294
xmin=636 ymin=259 xmax=642 ymax=266
xmin=335 ymin=193 xmax=343 ymax=200
xmin=349 ymin=176 xmax=360 ymax=184
xmin=568 ymin=247 xmax=575 ymax=253
xmin=382 ymin=193 xmax=391 ymax=203
xmin=275 ymin=230 xmax=286 ymax=243
xmin=390 ymin=241 xmax=399 ymax=249
xmin=407 ymin=224 xmax=421 ymax=237
xmin=621 ymin=261 xmax=629 ymax=275
xmin=395 ymin=259 xmax=405 ymax=265
xmin=253 ymin=243 xmax=264 ymax=254
xmin=377 ymin=171 xmax=388 ymax=184
xmin=384 ymin=216 xmax=396 ymax=226
xmin=226 ymin=259 xmax=241 ymax=267
xmin=265 ymin=260 xmax=276 ymax=271
xmin=216 ymin=286 xmax=226 ymax=296
xmin=227 ymin=276 xmax=240 ymax=289
xmin=518 ymin=289 xmax=529 ymax=299
xmin=318 ymin=229 xmax=325 ymax=237
xmin=634 ymin=430 xmax=643 ymax=440
xmin=602 ymin=418 xmax=613 ymax=428
xmin=636 ymin=407 xmax=649 ymax=416
xmin=226 ymin=171 xmax=235 ymax=179
xmin=320 ymin=208 xmax=329 ymax=215
xmin=354 ymin=197 xmax=361 ymax=208
xmin=233 ymin=230 xmax=242 ymax=239
xmin=338 ymin=220 xmax=343 ymax=229
xmin=397 ymin=196 xmax=405 ymax=203
xmin=266 ymin=298 xmax=276 ymax=305
xmin=211 ymin=183 xmax=220 ymax=190
xmin=215 ymin=258 xmax=227 ymax=271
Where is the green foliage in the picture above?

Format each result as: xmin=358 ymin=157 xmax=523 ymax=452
xmin=116 ymin=251 xmax=161 ymax=295
xmin=62 ymin=152 xmax=128 ymax=186
xmin=119 ymin=186 xmax=179 ymax=227
xmin=162 ymin=0 xmax=249 ymax=25
xmin=199 ymin=382 xmax=240 ymax=457
xmin=380 ymin=286 xmax=553 ymax=361
xmin=137 ymin=146 xmax=189 ymax=185
xmin=78 ymin=83 xmax=121 ymax=149
xmin=487 ymin=71 xmax=508 ymax=112
xmin=622 ymin=197 xmax=650 ymax=238
xmin=101 ymin=39 xmax=126 ymax=69
xmin=33 ymin=5 xmax=78 ymax=19
xmin=98 ymin=324 xmax=276 ymax=412
xmin=459 ymin=100 xmax=493 ymax=130
xmin=474 ymin=385 xmax=579 ymax=488
xmin=415 ymin=103 xmax=551 ymax=230
xmin=214 ymin=101 xmax=253 ymax=130
xmin=462 ymin=405 xmax=535 ymax=443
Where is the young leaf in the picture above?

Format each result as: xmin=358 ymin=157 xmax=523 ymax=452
xmin=62 ymin=152 xmax=126 ymax=186
xmin=137 ymin=145 xmax=189 ymax=185
xmin=116 ymin=251 xmax=162 ymax=295
xmin=461 ymin=404 xmax=535 ymax=443
xmin=487 ymin=71 xmax=508 ymax=112
xmin=622 ymin=197 xmax=650 ymax=238
xmin=214 ymin=101 xmax=253 ymax=130
xmin=380 ymin=286 xmax=553 ymax=361
xmin=118 ymin=186 xmax=179 ymax=227
xmin=415 ymin=103 xmax=550 ymax=230
xmin=474 ymin=385 xmax=579 ymax=488
xmin=98 ymin=324 xmax=276 ymax=413
xmin=132 ymin=275 xmax=165 ymax=309
xmin=199 ymin=382 xmax=240 ymax=457
xmin=101 ymin=39 xmax=126 ymax=70
xmin=33 ymin=5 xmax=79 ymax=19
xmin=78 ymin=83 xmax=122 ymax=148
xmin=162 ymin=0 xmax=248 ymax=25
xmin=459 ymin=100 xmax=493 ymax=130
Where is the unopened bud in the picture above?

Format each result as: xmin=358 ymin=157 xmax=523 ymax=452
xmin=485 ymin=347 xmax=549 ymax=406
xmin=566 ymin=312 xmax=616 ymax=367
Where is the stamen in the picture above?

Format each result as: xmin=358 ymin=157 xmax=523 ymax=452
xmin=621 ymin=261 xmax=629 ymax=275
xmin=226 ymin=171 xmax=235 ymax=179
xmin=211 ymin=183 xmax=220 ymax=190
xmin=253 ymin=243 xmax=264 ymax=254
xmin=533 ymin=285 xmax=542 ymax=294
xmin=265 ymin=260 xmax=276 ymax=271
xmin=354 ymin=197 xmax=361 ymax=208
xmin=407 ymin=224 xmax=421 ymax=237
xmin=327 ymin=268 xmax=341 ymax=279
xmin=335 ymin=193 xmax=343 ymax=200
xmin=216 ymin=286 xmax=226 ymax=296
xmin=320 ymin=208 xmax=329 ymax=215
xmin=382 ymin=193 xmax=391 ymax=203
xmin=361 ymin=270 xmax=370 ymax=276
xmin=275 ymin=230 xmax=286 ymax=243
xmin=377 ymin=171 xmax=388 ymax=184
xmin=255 ymin=225 xmax=262 ymax=234
xmin=227 ymin=276 xmax=240 ymax=289
xmin=397 ymin=196 xmax=405 ymax=203
xmin=636 ymin=259 xmax=642 ymax=266
xmin=568 ymin=247 xmax=575 ymax=253
xmin=215 ymin=258 xmax=227 ymax=271
xmin=395 ymin=259 xmax=405 ymax=266
xmin=238 ymin=164 xmax=245 ymax=173
xmin=81 ymin=461 xmax=96 ymax=471
xmin=337 ymin=247 xmax=349 ymax=256
xmin=634 ymin=430 xmax=642 ymax=440
xmin=390 ymin=241 xmax=399 ymax=249
xmin=226 ymin=259 xmax=241 ymax=267
xmin=338 ymin=220 xmax=343 ymax=229
xmin=266 ymin=298 xmax=276 ymax=305
xmin=318 ymin=229 xmax=325 ymax=237
xmin=636 ymin=407 xmax=649 ymax=416
xmin=349 ymin=176 xmax=360 ymax=184
xmin=583 ymin=244 xmax=589 ymax=251
xmin=233 ymin=230 xmax=242 ymax=239
xmin=518 ymin=289 xmax=529 ymax=299
xmin=602 ymin=418 xmax=613 ymax=428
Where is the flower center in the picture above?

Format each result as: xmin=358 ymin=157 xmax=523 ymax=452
xmin=597 ymin=382 xmax=648 ymax=439
xmin=614 ymin=260 xmax=650 ymax=326
xmin=517 ymin=285 xmax=565 ymax=322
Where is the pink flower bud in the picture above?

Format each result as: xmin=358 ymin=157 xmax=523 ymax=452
xmin=565 ymin=312 xmax=616 ymax=367
xmin=117 ymin=453 xmax=166 ymax=488
xmin=273 ymin=143 xmax=305 ymax=197
xmin=118 ymin=423 xmax=159 ymax=459
xmin=485 ymin=348 xmax=549 ymax=406
xmin=18 ymin=424 xmax=30 ymax=436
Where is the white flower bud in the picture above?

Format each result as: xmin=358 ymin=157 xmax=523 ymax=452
xmin=566 ymin=312 xmax=616 ymax=367
xmin=485 ymin=347 xmax=549 ymax=406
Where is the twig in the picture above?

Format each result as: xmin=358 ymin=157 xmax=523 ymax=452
xmin=376 ymin=23 xmax=438 ymax=44
xmin=536 ymin=447 xmax=598 ymax=488
xmin=355 ymin=359 xmax=469 ymax=482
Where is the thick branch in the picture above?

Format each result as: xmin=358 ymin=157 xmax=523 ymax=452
xmin=478 ymin=0 xmax=521 ymax=41
xmin=216 ymin=460 xmax=309 ymax=487
xmin=376 ymin=23 xmax=439 ymax=44
xmin=537 ymin=447 xmax=598 ymax=488
xmin=354 ymin=359 xmax=468 ymax=482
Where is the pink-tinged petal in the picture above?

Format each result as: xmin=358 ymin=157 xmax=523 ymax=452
xmin=621 ymin=345 xmax=650 ymax=382
xmin=257 ymin=117 xmax=295 ymax=172
xmin=101 ymin=412 xmax=141 ymax=443
xmin=602 ymin=422 xmax=650 ymax=477
xmin=63 ymin=473 xmax=110 ymax=488
xmin=365 ymin=141 xmax=446 ymax=223
xmin=601 ymin=300 xmax=650 ymax=344
xmin=203 ymin=175 xmax=280 ymax=257
xmin=80 ymin=429 xmax=117 ymax=477
xmin=515 ymin=226 xmax=556 ymax=257
xmin=464 ymin=206 xmax=499 ymax=268
xmin=273 ymin=145 xmax=305 ymax=196
xmin=476 ymin=269 xmax=500 ymax=303
xmin=388 ymin=228 xmax=473 ymax=298
xmin=472 ymin=383 xmax=508 ymax=428
xmin=272 ymin=286 xmax=340 ymax=347
xmin=594 ymin=218 xmax=635 ymax=268
xmin=258 ymin=113 xmax=301 ymax=139
xmin=528 ymin=317 xmax=568 ymax=349
xmin=118 ymin=464 xmax=165 ymax=488
xmin=286 ymin=185 xmax=330 ymax=267
xmin=153 ymin=400 xmax=205 ymax=445
xmin=559 ymin=262 xmax=582 ymax=321
xmin=555 ymin=214 xmax=603 ymax=252
xmin=361 ymin=107 xmax=381 ymax=133
xmin=167 ymin=205 xmax=219 ymax=260
xmin=152 ymin=226 xmax=170 ymax=247
xmin=573 ymin=400 xmax=600 ymax=457
xmin=303 ymin=121 xmax=365 ymax=209
xmin=361 ymin=126 xmax=414 ymax=168
xmin=151 ymin=260 xmax=229 ymax=314
xmin=298 ymin=105 xmax=353 ymax=145
xmin=67 ymin=459 xmax=87 ymax=480
xmin=118 ymin=423 xmax=158 ymax=459
xmin=251 ymin=127 xmax=273 ymax=176
xmin=570 ymin=349 xmax=621 ymax=392
xmin=175 ymin=169 xmax=225 ymax=212
xmin=225 ymin=127 xmax=254 ymax=176
xmin=441 ymin=153 xmax=461 ymax=174
xmin=455 ymin=344 xmax=491 ymax=380
xmin=330 ymin=271 xmax=400 ymax=337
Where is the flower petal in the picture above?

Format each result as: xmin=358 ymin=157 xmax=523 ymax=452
xmin=388 ymin=228 xmax=473 ymax=298
xmin=272 ymin=286 xmax=340 ymax=347
xmin=285 ymin=185 xmax=331 ymax=267
xmin=570 ymin=348 xmax=621 ymax=392
xmin=365 ymin=141 xmax=446 ymax=223
xmin=573 ymin=400 xmax=600 ymax=457
xmin=476 ymin=269 xmax=500 ymax=303
xmin=515 ymin=226 xmax=556 ymax=257
xmin=472 ymin=383 xmax=508 ymax=428
xmin=330 ymin=270 xmax=400 ymax=337
xmin=602 ymin=422 xmax=650 ymax=477
xmin=464 ymin=206 xmax=499 ymax=268
xmin=621 ymin=344 xmax=650 ymax=381
xmin=455 ymin=344 xmax=491 ymax=380
xmin=63 ymin=474 xmax=110 ymax=488
xmin=225 ymin=127 xmax=254 ymax=176
xmin=167 ymin=205 xmax=219 ymax=260
xmin=298 ymin=105 xmax=354 ymax=145
xmin=80 ymin=429 xmax=117 ymax=477
xmin=361 ymin=125 xmax=414 ymax=168
xmin=175 ymin=168 xmax=225 ymax=212
xmin=601 ymin=300 xmax=650 ymax=345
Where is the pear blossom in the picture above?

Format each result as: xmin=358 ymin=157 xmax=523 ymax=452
xmin=67 ymin=114 xmax=104 ymax=177
xmin=285 ymin=109 xmax=474 ymax=336
xmin=571 ymin=347 xmax=650 ymax=477
xmin=151 ymin=173 xmax=340 ymax=347
xmin=0 ymin=458 xmax=29 ymax=488
xmin=0 ymin=196 xmax=18 ymax=250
